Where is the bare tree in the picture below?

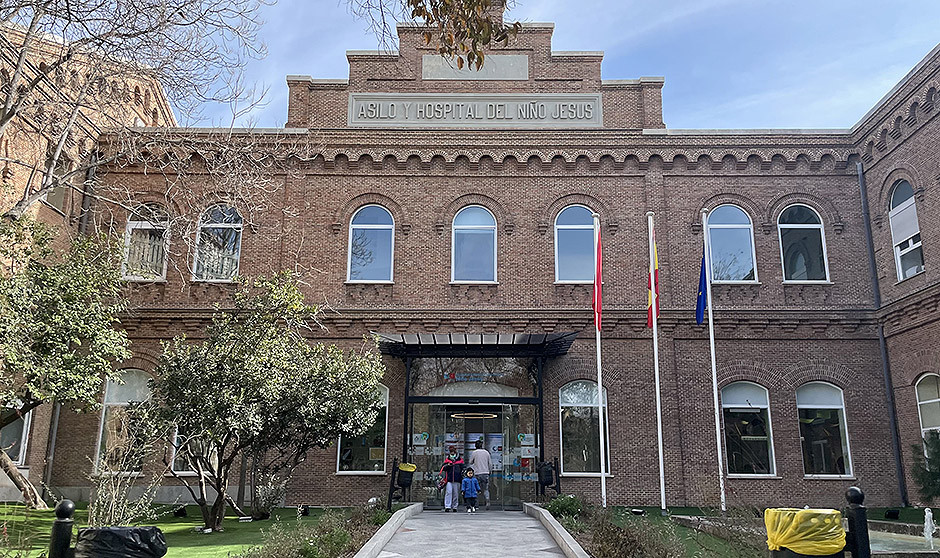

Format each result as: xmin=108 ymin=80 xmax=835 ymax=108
xmin=0 ymin=0 xmax=270 ymax=221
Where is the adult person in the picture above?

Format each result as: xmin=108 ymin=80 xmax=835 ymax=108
xmin=468 ymin=438 xmax=492 ymax=509
xmin=440 ymin=445 xmax=463 ymax=512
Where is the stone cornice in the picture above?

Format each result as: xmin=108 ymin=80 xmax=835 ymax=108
xmin=118 ymin=307 xmax=878 ymax=341
xmin=879 ymin=281 xmax=940 ymax=337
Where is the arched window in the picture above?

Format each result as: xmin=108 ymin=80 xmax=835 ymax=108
xmin=337 ymin=384 xmax=388 ymax=474
xmin=707 ymin=205 xmax=757 ymax=282
xmin=554 ymin=205 xmax=596 ymax=283
xmin=889 ymin=180 xmax=924 ymax=281
xmin=0 ymin=407 xmax=32 ymax=466
xmin=347 ymin=205 xmax=394 ymax=282
xmin=559 ymin=380 xmax=609 ymax=475
xmin=796 ymin=382 xmax=852 ymax=476
xmin=194 ymin=204 xmax=242 ymax=281
xmin=124 ymin=203 xmax=169 ymax=281
xmin=916 ymin=375 xmax=940 ymax=440
xmin=778 ymin=205 xmax=829 ymax=282
xmin=721 ymin=382 xmax=775 ymax=475
xmin=96 ymin=369 xmax=151 ymax=472
xmin=452 ymin=205 xmax=496 ymax=283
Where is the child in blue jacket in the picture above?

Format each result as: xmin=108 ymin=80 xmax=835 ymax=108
xmin=461 ymin=467 xmax=481 ymax=513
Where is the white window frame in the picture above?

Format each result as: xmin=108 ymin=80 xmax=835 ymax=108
xmin=451 ymin=205 xmax=498 ymax=284
xmin=558 ymin=380 xmax=611 ymax=477
xmin=916 ymin=374 xmax=940 ymax=445
xmin=336 ymin=384 xmax=389 ymax=475
xmin=706 ymin=204 xmax=759 ymax=284
xmin=1 ymin=407 xmax=32 ymax=467
xmin=795 ymin=381 xmax=853 ymax=478
xmin=889 ymin=181 xmax=925 ymax=281
xmin=94 ymin=369 xmax=151 ymax=476
xmin=192 ymin=204 xmax=243 ymax=283
xmin=122 ymin=205 xmax=170 ymax=282
xmin=554 ymin=204 xmax=596 ymax=284
xmin=720 ymin=381 xmax=776 ymax=477
xmin=346 ymin=205 xmax=395 ymax=284
xmin=777 ymin=204 xmax=831 ymax=284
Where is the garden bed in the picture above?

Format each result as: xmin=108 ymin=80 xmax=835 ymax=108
xmin=0 ymin=503 xmax=393 ymax=558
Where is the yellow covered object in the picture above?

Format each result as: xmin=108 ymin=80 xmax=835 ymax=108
xmin=765 ymin=508 xmax=846 ymax=555
xmin=398 ymin=463 xmax=417 ymax=472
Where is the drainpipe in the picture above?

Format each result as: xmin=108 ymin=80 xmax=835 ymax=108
xmin=77 ymin=152 xmax=97 ymax=234
xmin=857 ymin=161 xmax=909 ymax=506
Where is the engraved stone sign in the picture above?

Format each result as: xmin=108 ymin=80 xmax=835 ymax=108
xmin=348 ymin=93 xmax=603 ymax=128
xmin=422 ymin=54 xmax=528 ymax=80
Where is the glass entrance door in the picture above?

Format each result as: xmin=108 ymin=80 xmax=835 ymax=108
xmin=407 ymin=402 xmax=538 ymax=510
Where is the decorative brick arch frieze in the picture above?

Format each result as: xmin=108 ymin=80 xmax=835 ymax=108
xmin=780 ymin=359 xmax=854 ymax=391
xmin=690 ymin=192 xmax=763 ymax=233
xmin=716 ymin=361 xmax=783 ymax=391
xmin=313 ymin=146 xmax=857 ymax=170
xmin=331 ymin=192 xmax=409 ymax=236
xmin=437 ymin=193 xmax=514 ymax=236
xmin=856 ymin=79 xmax=940 ymax=166
xmin=541 ymin=193 xmax=617 ymax=236
xmin=766 ymin=192 xmax=844 ymax=234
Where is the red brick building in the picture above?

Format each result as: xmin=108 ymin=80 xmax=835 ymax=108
xmin=11 ymin=11 xmax=940 ymax=510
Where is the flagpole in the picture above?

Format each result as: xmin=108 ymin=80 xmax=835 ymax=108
xmin=646 ymin=211 xmax=667 ymax=515
xmin=701 ymin=208 xmax=727 ymax=513
xmin=592 ymin=213 xmax=607 ymax=508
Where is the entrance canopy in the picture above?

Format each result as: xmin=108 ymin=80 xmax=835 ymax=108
xmin=374 ymin=332 xmax=578 ymax=358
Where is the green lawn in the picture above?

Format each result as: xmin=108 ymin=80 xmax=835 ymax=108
xmin=611 ymin=507 xmax=764 ymax=558
xmin=0 ymin=503 xmax=324 ymax=557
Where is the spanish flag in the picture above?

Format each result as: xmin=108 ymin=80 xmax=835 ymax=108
xmin=647 ymin=229 xmax=660 ymax=328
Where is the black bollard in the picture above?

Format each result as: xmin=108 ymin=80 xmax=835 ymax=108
xmin=49 ymin=499 xmax=75 ymax=558
xmin=845 ymin=487 xmax=871 ymax=558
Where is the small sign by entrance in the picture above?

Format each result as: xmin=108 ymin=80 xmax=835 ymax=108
xmin=412 ymin=432 xmax=429 ymax=446
xmin=518 ymin=433 xmax=535 ymax=446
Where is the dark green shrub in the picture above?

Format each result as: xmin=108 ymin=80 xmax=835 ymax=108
xmin=544 ymin=494 xmax=584 ymax=519
xmin=912 ymin=431 xmax=940 ymax=503
xmin=232 ymin=511 xmax=355 ymax=558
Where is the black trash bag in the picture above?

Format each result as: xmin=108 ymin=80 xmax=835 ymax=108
xmin=75 ymin=526 xmax=168 ymax=558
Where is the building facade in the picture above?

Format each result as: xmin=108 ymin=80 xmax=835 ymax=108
xmin=0 ymin=22 xmax=174 ymax=501
xmin=9 ymin=10 xmax=940 ymax=510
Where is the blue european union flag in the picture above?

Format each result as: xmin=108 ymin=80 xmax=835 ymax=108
xmin=696 ymin=251 xmax=707 ymax=325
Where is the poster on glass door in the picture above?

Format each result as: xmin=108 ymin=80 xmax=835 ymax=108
xmin=485 ymin=433 xmax=503 ymax=470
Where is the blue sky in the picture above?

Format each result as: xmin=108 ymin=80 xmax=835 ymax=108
xmin=200 ymin=0 xmax=940 ymax=130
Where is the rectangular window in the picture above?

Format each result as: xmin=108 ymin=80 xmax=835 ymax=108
xmin=453 ymin=229 xmax=495 ymax=282
xmin=723 ymin=408 xmax=773 ymax=475
xmin=194 ymin=227 xmax=241 ymax=281
xmin=560 ymin=406 xmax=610 ymax=474
xmin=125 ymin=226 xmax=167 ymax=280
xmin=0 ymin=409 xmax=31 ymax=466
xmin=896 ymin=233 xmax=925 ymax=280
xmin=337 ymin=406 xmax=387 ymax=473
xmin=798 ymin=408 xmax=850 ymax=475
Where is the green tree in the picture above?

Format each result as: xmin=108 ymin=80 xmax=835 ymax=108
xmin=153 ymin=273 xmax=386 ymax=532
xmin=0 ymin=218 xmax=129 ymax=509
xmin=913 ymin=431 xmax=940 ymax=503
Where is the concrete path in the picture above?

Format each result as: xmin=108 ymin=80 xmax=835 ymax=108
xmin=378 ymin=510 xmax=566 ymax=557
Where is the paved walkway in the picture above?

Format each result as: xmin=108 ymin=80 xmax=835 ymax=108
xmin=379 ymin=510 xmax=565 ymax=557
